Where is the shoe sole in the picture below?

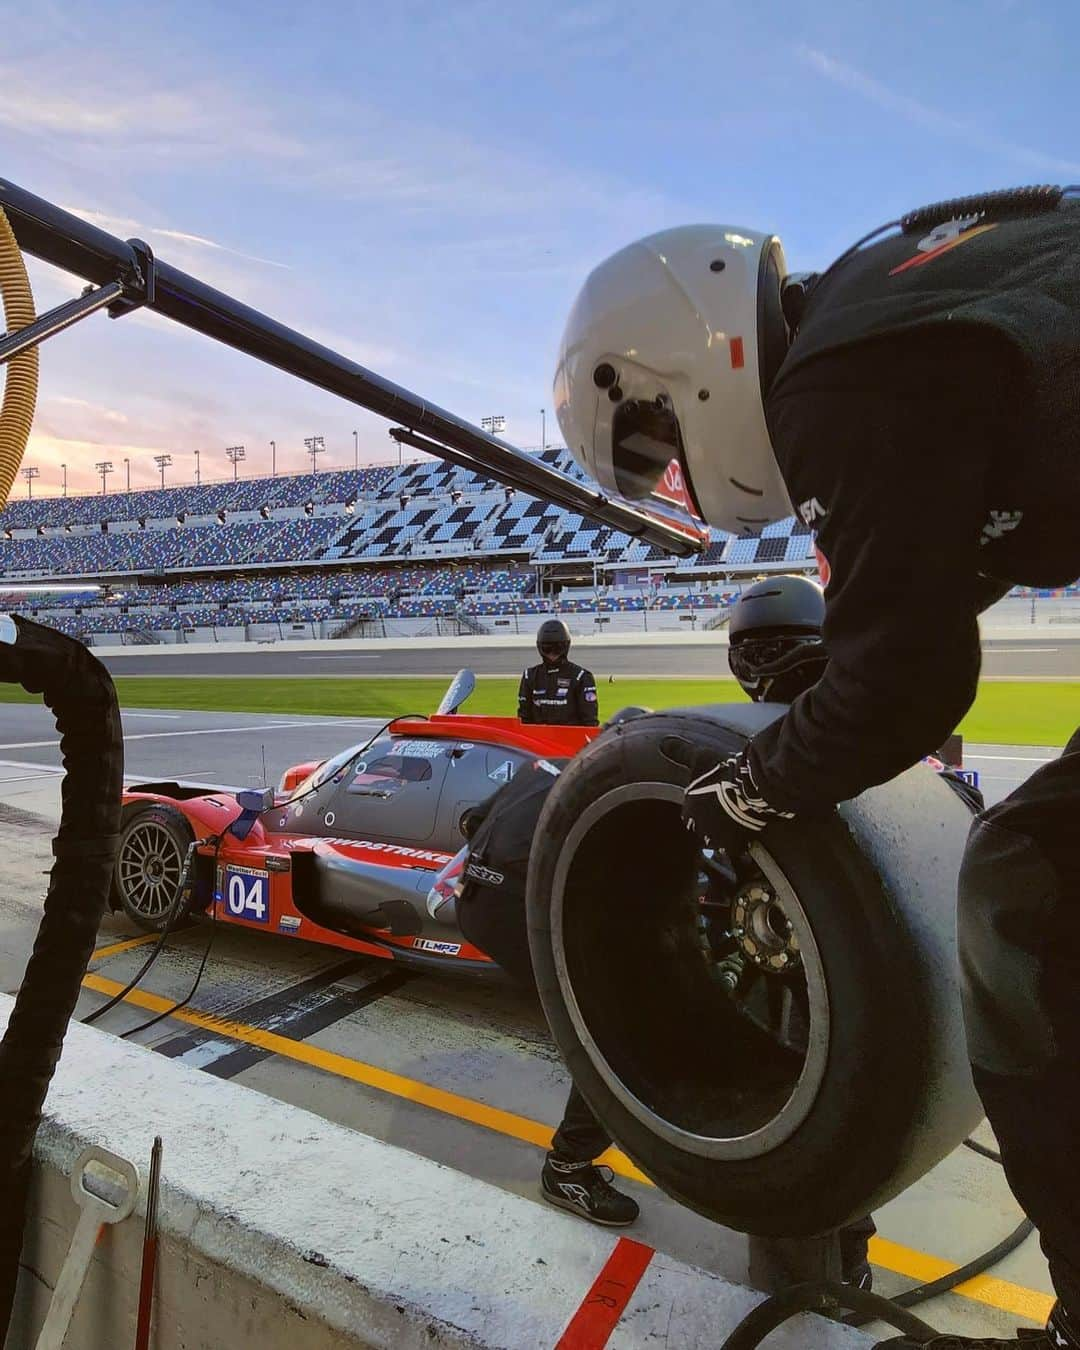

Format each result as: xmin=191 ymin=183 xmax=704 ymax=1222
xmin=540 ymin=1185 xmax=638 ymax=1227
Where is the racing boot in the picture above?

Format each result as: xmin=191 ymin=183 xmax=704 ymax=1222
xmin=874 ymin=1299 xmax=1080 ymax=1347
xmin=540 ymin=1155 xmax=639 ymax=1227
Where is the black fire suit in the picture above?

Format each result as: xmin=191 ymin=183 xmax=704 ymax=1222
xmin=518 ymin=658 xmax=599 ymax=726
xmin=461 ymin=753 xmax=610 ymax=1165
xmin=747 ymin=197 xmax=1080 ymax=1311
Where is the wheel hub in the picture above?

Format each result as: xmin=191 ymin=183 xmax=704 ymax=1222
xmin=731 ymin=883 xmax=801 ymax=973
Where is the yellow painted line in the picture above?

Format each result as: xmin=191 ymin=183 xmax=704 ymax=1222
xmin=81 ymin=971 xmax=1052 ymax=1320
xmin=869 ymin=1235 xmax=1052 ymax=1324
xmin=91 ymin=934 xmax=158 ymax=962
xmin=81 ymin=971 xmax=649 ymax=1182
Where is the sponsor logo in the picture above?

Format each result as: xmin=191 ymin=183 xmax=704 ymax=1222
xmin=488 ymin=760 xmax=516 ymax=784
xmin=798 ymin=496 xmax=827 ymax=526
xmin=413 ymin=937 xmax=462 ymax=955
xmin=981 ymin=509 xmax=1023 ymax=544
xmin=278 ymin=837 xmax=453 ymax=864
xmin=388 ymin=740 xmax=444 ymax=759
xmin=814 ymin=542 xmax=831 ymax=588
xmin=889 ymin=219 xmax=996 ymax=276
xmin=278 ymin=915 xmax=302 ymax=933
xmin=465 ymin=862 xmax=506 ymax=885
xmin=584 ymin=688 xmax=597 ymax=703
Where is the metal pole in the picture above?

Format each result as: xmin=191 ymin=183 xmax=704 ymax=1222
xmin=61 ymin=464 xmax=67 ymax=497
xmin=124 ymin=458 xmax=130 ymax=492
xmin=194 ymin=450 xmax=200 ymax=485
xmin=353 ymin=430 xmax=358 ymax=471
xmin=541 ymin=408 xmax=546 ymax=453
xmin=0 ymin=282 xmax=122 ymax=366
xmin=270 ymin=440 xmax=276 ymax=477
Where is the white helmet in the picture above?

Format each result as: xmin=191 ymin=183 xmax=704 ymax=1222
xmin=553 ymin=224 xmax=794 ymax=535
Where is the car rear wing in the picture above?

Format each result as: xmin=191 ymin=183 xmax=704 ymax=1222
xmin=0 ymin=178 xmax=708 ymax=556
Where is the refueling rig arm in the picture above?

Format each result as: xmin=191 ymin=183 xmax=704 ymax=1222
xmin=0 ymin=177 xmax=708 ymax=557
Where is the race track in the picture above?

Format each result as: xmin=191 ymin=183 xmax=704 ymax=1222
xmin=96 ymin=634 xmax=1080 ymax=680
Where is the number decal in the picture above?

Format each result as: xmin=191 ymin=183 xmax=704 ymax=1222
xmin=223 ymin=868 xmax=270 ymax=923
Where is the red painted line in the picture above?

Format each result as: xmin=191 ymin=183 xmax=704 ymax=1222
xmin=729 ymin=336 xmax=745 ymax=369
xmin=888 ymin=222 xmax=996 ymax=275
xmin=555 ymin=1237 xmax=655 ymax=1349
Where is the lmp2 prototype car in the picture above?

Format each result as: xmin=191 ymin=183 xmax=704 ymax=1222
xmin=110 ymin=672 xmax=596 ymax=977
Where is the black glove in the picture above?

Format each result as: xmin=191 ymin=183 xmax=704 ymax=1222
xmin=682 ymin=750 xmax=794 ymax=855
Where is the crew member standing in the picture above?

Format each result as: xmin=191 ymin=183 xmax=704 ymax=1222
xmin=518 ymin=619 xmax=598 ymax=726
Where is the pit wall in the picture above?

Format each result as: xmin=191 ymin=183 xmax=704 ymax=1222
xmin=2 ymin=998 xmax=872 ymax=1349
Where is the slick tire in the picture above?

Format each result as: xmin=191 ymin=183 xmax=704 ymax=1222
xmin=526 ymin=711 xmax=927 ymax=1237
xmin=113 ymin=804 xmax=195 ymax=934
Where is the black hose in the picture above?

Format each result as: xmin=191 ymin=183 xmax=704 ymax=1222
xmin=964 ymin=1137 xmax=1003 ymax=1164
xmin=843 ymin=1217 xmax=1035 ymax=1329
xmin=0 ymin=617 xmax=123 ymax=1340
xmin=117 ymin=836 xmax=224 ymax=1040
xmin=720 ymin=1281 xmax=939 ymax=1349
xmin=82 ymin=840 xmax=200 ymax=1026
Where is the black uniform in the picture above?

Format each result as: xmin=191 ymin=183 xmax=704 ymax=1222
xmin=459 ymin=761 xmax=612 ymax=1164
xmin=517 ymin=658 xmax=599 ymax=726
xmin=749 ymin=196 xmax=1080 ymax=1313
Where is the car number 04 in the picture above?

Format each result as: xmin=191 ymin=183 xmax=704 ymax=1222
xmin=224 ymin=870 xmax=269 ymax=923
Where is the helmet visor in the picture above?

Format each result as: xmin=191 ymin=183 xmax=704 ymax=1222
xmin=611 ymin=398 xmax=683 ymax=501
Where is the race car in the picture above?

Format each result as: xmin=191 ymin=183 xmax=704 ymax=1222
xmin=110 ymin=671 xmax=597 ymax=978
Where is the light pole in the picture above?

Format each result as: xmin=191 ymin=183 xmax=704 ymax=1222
xmin=226 ymin=445 xmax=246 ymax=481
xmin=353 ymin=429 xmax=358 ymax=471
xmin=153 ymin=454 xmax=171 ymax=489
xmin=124 ymin=457 xmax=131 ymax=492
xmin=304 ymin=436 xmax=325 ymax=474
xmin=60 ymin=463 xmax=67 ymax=497
xmin=194 ymin=449 xmax=201 ymax=485
xmin=96 ymin=460 xmax=114 ymax=494
xmin=22 ymin=466 xmax=38 ymax=499
xmin=270 ymin=440 xmax=276 ymax=477
xmin=540 ymin=408 xmax=546 ymax=453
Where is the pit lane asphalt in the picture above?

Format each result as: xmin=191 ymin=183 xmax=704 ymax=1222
xmin=95 ymin=634 xmax=1080 ymax=680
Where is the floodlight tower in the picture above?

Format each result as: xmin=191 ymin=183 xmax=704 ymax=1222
xmin=226 ymin=445 xmax=246 ymax=481
xmin=96 ymin=461 xmax=114 ymax=494
xmin=481 ymin=415 xmax=506 ymax=436
xmin=304 ymin=436 xmax=325 ymax=473
xmin=22 ymin=465 xmax=39 ymax=498
xmin=153 ymin=454 xmax=172 ymax=489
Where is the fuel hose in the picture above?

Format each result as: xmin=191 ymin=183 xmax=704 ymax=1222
xmin=0 ymin=204 xmax=38 ymax=504
xmin=0 ymin=617 xmax=123 ymax=1339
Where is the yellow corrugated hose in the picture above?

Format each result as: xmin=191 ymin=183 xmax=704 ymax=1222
xmin=0 ymin=206 xmax=38 ymax=509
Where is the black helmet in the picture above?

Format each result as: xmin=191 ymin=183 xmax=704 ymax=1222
xmin=537 ymin=617 xmax=571 ymax=664
xmin=727 ymin=575 xmax=827 ymax=703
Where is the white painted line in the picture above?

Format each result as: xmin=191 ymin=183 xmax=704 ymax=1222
xmin=296 ymin=655 xmax=381 ymax=661
xmin=173 ymin=1040 xmax=237 ymax=1069
xmin=985 ymin=647 xmax=1059 ymax=653
xmin=0 ymin=757 xmax=65 ymax=775
xmin=0 ymin=718 xmax=384 ymax=752
xmin=965 ymin=753 xmax=1058 ymax=763
xmin=122 ymin=712 xmax=182 ymax=719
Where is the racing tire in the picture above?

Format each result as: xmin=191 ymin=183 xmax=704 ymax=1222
xmin=527 ymin=710 xmax=933 ymax=1238
xmin=113 ymin=804 xmax=194 ymax=933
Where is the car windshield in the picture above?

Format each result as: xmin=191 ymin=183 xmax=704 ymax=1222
xmin=286 ymin=740 xmax=387 ymax=802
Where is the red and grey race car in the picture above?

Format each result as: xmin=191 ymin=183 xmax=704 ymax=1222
xmin=110 ymin=672 xmax=596 ymax=977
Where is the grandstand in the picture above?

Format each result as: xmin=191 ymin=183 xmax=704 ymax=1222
xmin=0 ymin=448 xmax=819 ymax=644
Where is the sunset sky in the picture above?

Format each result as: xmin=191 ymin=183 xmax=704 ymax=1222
xmin=3 ymin=0 xmax=1077 ymax=498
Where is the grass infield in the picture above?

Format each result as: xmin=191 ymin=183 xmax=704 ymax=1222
xmin=0 ymin=674 xmax=1072 ymax=746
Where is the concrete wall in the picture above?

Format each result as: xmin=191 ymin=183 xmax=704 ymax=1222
xmin=2 ymin=997 xmax=872 ymax=1349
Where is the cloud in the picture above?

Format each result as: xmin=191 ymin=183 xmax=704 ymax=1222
xmin=62 ymin=207 xmax=288 ymax=270
xmin=797 ymin=46 xmax=1080 ymax=177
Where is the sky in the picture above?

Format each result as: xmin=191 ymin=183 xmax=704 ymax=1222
xmin=1 ymin=0 xmax=1078 ymax=497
